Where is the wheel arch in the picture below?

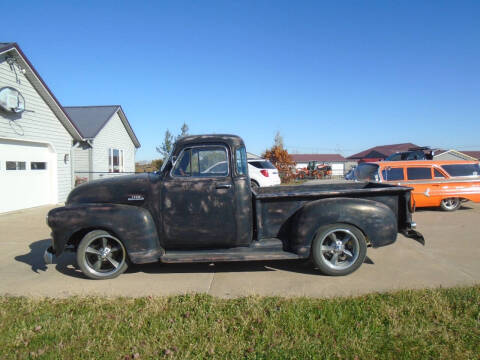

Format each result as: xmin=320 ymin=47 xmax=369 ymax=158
xmin=288 ymin=197 xmax=398 ymax=256
xmin=48 ymin=203 xmax=163 ymax=263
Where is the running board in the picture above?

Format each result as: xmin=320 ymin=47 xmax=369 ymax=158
xmin=160 ymin=240 xmax=303 ymax=264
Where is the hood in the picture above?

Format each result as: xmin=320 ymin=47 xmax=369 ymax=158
xmin=67 ymin=173 xmax=151 ymax=205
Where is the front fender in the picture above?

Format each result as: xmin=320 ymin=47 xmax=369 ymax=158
xmin=289 ymin=197 xmax=398 ymax=256
xmin=47 ymin=203 xmax=162 ymax=264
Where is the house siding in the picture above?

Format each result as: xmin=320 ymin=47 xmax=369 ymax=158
xmin=91 ymin=111 xmax=136 ymax=180
xmin=73 ymin=144 xmax=91 ymax=181
xmin=0 ymin=52 xmax=73 ymax=202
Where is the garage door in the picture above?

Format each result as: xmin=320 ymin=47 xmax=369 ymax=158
xmin=0 ymin=140 xmax=56 ymax=213
xmin=331 ymin=163 xmax=344 ymax=176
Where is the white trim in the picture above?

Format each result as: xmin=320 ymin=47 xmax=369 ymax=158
xmin=1 ymin=46 xmax=83 ymax=140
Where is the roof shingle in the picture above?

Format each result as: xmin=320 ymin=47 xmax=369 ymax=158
xmin=63 ymin=106 xmax=119 ymax=139
xmin=348 ymin=143 xmax=419 ymax=160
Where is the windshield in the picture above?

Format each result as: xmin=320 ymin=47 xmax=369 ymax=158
xmin=355 ymin=163 xmax=380 ymax=181
xmin=160 ymin=146 xmax=176 ymax=172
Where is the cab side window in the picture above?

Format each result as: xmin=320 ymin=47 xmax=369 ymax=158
xmin=407 ymin=167 xmax=432 ymax=180
xmin=381 ymin=168 xmax=404 ymax=181
xmin=172 ymin=146 xmax=228 ymax=177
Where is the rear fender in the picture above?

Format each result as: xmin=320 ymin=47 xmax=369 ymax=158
xmin=47 ymin=204 xmax=162 ymax=264
xmin=289 ymin=197 xmax=397 ymax=256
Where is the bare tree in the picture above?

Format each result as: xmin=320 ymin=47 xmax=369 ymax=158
xmin=156 ymin=130 xmax=174 ymax=160
xmin=177 ymin=122 xmax=189 ymax=140
xmin=274 ymin=131 xmax=284 ymax=149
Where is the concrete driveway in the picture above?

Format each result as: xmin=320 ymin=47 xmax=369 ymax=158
xmin=0 ymin=203 xmax=479 ymax=298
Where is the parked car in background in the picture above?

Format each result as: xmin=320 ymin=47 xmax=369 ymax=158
xmin=248 ymin=159 xmax=281 ymax=188
xmin=354 ymin=160 xmax=480 ymax=211
xmin=344 ymin=167 xmax=356 ymax=180
xmin=384 ymin=146 xmax=434 ymax=161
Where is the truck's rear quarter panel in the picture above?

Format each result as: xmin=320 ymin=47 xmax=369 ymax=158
xmin=254 ymin=182 xmax=413 ymax=254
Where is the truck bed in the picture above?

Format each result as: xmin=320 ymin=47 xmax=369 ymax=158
xmin=253 ymin=182 xmax=413 ymax=241
xmin=254 ymin=181 xmax=411 ymax=199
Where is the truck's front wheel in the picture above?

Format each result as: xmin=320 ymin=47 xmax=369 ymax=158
xmin=76 ymin=230 xmax=128 ymax=280
xmin=311 ymin=223 xmax=367 ymax=276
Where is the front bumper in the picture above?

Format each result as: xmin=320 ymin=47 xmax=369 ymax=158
xmin=44 ymin=246 xmax=55 ymax=264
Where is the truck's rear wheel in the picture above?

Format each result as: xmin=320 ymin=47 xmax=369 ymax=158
xmin=311 ymin=223 xmax=367 ymax=276
xmin=76 ymin=230 xmax=128 ymax=280
xmin=440 ymin=197 xmax=461 ymax=211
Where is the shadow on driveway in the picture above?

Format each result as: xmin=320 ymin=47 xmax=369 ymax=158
xmin=15 ymin=240 xmax=375 ymax=279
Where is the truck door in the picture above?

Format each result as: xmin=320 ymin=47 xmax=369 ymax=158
xmin=161 ymin=145 xmax=236 ymax=249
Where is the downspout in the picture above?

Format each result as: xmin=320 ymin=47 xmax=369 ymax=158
xmin=86 ymin=139 xmax=94 ymax=181
xmin=70 ymin=141 xmax=81 ymax=188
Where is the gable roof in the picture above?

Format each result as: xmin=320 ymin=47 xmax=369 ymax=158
xmin=433 ymin=149 xmax=478 ymax=161
xmin=64 ymin=105 xmax=140 ymax=148
xmin=462 ymin=151 xmax=480 ymax=160
xmin=348 ymin=143 xmax=418 ymax=160
xmin=291 ymin=154 xmax=347 ymax=163
xmin=0 ymin=42 xmax=83 ymax=140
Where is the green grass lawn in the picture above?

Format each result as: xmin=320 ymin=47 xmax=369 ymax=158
xmin=1 ymin=286 xmax=479 ymax=359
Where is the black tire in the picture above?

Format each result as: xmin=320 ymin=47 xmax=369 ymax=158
xmin=250 ymin=180 xmax=260 ymax=189
xmin=76 ymin=230 xmax=128 ymax=280
xmin=440 ymin=198 xmax=461 ymax=211
xmin=311 ymin=223 xmax=367 ymax=276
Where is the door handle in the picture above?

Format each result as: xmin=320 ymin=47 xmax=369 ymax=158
xmin=215 ymin=184 xmax=232 ymax=189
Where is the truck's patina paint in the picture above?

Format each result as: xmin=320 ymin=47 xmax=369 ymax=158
xmin=45 ymin=134 xmax=423 ymax=279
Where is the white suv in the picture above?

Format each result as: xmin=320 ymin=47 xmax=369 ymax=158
xmin=248 ymin=159 xmax=281 ymax=188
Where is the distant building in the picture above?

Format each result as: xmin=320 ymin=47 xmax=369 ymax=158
xmin=290 ymin=154 xmax=355 ymax=176
xmin=433 ymin=149 xmax=478 ymax=161
xmin=347 ymin=143 xmax=419 ymax=162
xmin=462 ymin=151 xmax=480 ymax=161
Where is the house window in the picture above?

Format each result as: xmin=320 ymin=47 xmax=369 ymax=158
xmin=109 ymin=149 xmax=124 ymax=173
xmin=6 ymin=161 xmax=26 ymax=170
xmin=31 ymin=162 xmax=47 ymax=170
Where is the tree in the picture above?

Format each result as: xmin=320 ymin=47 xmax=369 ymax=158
xmin=274 ymin=131 xmax=284 ymax=149
xmin=176 ymin=122 xmax=189 ymax=141
xmin=156 ymin=130 xmax=174 ymax=160
xmin=151 ymin=159 xmax=164 ymax=170
xmin=156 ymin=123 xmax=190 ymax=159
xmin=262 ymin=145 xmax=296 ymax=183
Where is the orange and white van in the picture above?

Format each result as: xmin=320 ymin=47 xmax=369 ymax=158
xmin=354 ymin=160 xmax=480 ymax=211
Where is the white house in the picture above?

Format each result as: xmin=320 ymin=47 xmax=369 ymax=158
xmin=64 ymin=106 xmax=140 ymax=183
xmin=0 ymin=42 xmax=140 ymax=213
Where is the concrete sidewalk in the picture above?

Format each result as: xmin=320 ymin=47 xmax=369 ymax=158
xmin=0 ymin=203 xmax=479 ymax=298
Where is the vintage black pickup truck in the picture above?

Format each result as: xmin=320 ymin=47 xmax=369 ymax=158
xmin=45 ymin=135 xmax=423 ymax=280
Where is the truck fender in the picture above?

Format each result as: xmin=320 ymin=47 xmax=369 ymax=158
xmin=47 ymin=203 xmax=163 ymax=264
xmin=289 ymin=197 xmax=397 ymax=256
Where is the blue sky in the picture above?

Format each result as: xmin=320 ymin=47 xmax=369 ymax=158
xmin=2 ymin=0 xmax=479 ymax=160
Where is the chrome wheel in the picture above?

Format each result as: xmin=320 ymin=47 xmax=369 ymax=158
xmin=77 ymin=230 xmax=128 ymax=279
xmin=441 ymin=198 xmax=461 ymax=211
xmin=312 ymin=223 xmax=367 ymax=276
xmin=319 ymin=229 xmax=359 ymax=270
